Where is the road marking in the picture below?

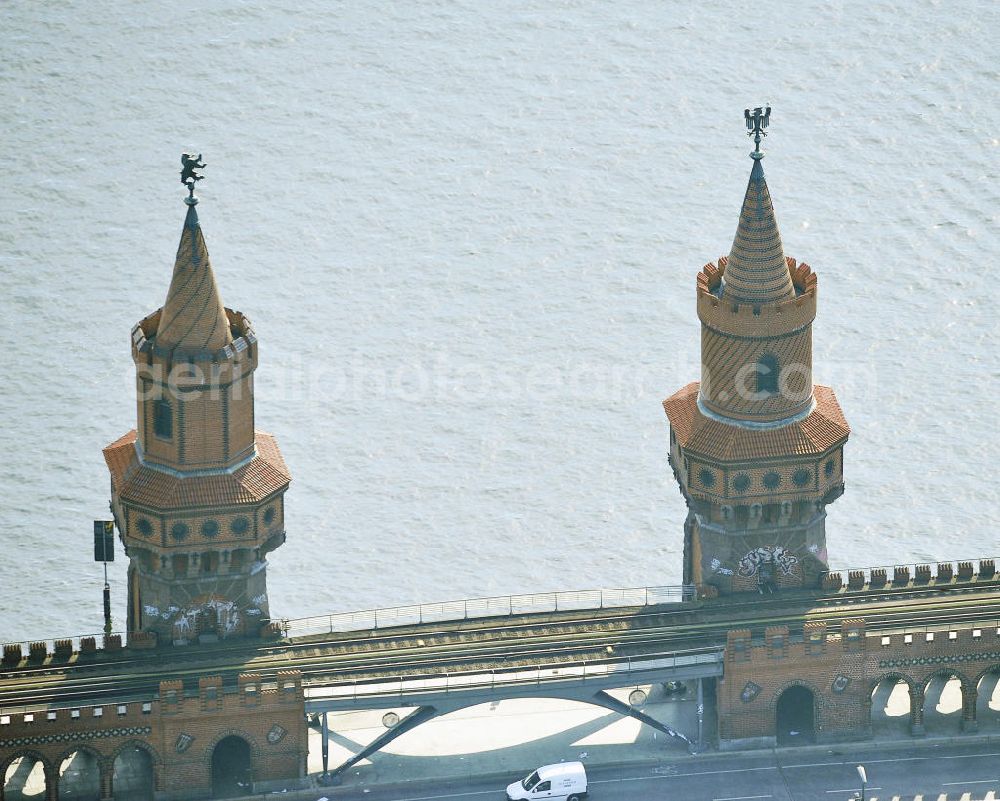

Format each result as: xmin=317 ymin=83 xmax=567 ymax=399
xmin=712 ymin=795 xmax=773 ymax=801
xmin=378 ymin=791 xmax=500 ymax=800
xmin=784 ymin=752 xmax=1000 ymax=768
xmin=942 ymin=778 xmax=999 ymax=786
xmin=825 ymin=788 xmax=881 ymax=794
xmin=590 ymin=766 xmax=777 ymax=784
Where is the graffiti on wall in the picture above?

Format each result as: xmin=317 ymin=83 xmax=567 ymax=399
xmin=161 ymin=596 xmax=264 ymax=641
xmin=710 ymin=558 xmax=734 ymax=576
xmin=737 ymin=546 xmax=799 ymax=578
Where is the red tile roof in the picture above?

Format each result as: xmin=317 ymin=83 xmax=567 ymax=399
xmin=103 ymin=430 xmax=290 ymax=510
xmin=663 ymin=382 xmax=849 ymax=462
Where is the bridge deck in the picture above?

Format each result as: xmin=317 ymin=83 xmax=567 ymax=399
xmin=3 ymin=579 xmax=1000 ymax=714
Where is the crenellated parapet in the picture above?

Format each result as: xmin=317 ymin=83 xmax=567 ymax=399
xmin=821 ymin=558 xmax=999 ymax=593
xmin=697 ymin=256 xmax=817 ymax=339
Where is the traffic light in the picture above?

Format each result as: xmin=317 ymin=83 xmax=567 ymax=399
xmin=93 ymin=520 xmax=115 ymax=562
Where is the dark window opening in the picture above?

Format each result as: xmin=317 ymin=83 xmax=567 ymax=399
xmin=756 ymin=354 xmax=779 ymax=396
xmin=153 ymin=399 xmax=173 ymax=439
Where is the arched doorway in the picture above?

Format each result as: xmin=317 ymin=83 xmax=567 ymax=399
xmin=211 ymin=736 xmax=253 ymax=798
xmin=776 ymin=685 xmax=815 ymax=745
xmin=977 ymin=667 xmax=1000 ymax=730
xmin=59 ymin=749 xmax=101 ymax=800
xmin=112 ymin=745 xmax=154 ymax=800
xmin=870 ymin=676 xmax=911 ymax=738
xmin=923 ymin=672 xmax=963 ymax=735
xmin=2 ymin=754 xmax=50 ymax=800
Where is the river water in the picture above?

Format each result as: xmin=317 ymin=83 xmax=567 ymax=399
xmin=0 ymin=1 xmax=997 ymax=642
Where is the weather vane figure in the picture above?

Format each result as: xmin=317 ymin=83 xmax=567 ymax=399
xmin=744 ymin=106 xmax=771 ymax=159
xmin=180 ymin=153 xmax=206 ymax=204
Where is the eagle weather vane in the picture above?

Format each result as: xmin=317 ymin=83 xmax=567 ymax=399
xmin=744 ymin=106 xmax=771 ymax=158
xmin=180 ymin=153 xmax=206 ymax=204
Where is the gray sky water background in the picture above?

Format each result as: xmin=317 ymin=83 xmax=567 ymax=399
xmin=0 ymin=0 xmax=997 ymax=641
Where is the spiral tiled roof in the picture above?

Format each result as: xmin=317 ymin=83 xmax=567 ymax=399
xmin=721 ymin=157 xmax=795 ymax=306
xmin=154 ymin=203 xmax=234 ymax=357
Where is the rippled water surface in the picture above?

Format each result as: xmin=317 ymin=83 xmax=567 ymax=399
xmin=1 ymin=1 xmax=998 ymax=641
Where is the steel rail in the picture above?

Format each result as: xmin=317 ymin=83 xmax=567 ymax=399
xmin=6 ymin=585 xmax=1000 ymax=712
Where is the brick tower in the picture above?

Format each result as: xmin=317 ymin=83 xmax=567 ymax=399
xmin=664 ymin=111 xmax=849 ymax=594
xmin=104 ymin=161 xmax=291 ymax=644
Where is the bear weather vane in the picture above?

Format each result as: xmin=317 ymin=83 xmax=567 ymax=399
xmin=744 ymin=106 xmax=771 ymax=158
xmin=180 ymin=153 xmax=206 ymax=205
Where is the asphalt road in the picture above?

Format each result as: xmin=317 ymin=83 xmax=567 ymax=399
xmin=321 ymin=742 xmax=1000 ymax=800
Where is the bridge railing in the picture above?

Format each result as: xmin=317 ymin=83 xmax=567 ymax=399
xmin=303 ymin=646 xmax=723 ymax=705
xmin=283 ymin=584 xmax=695 ymax=638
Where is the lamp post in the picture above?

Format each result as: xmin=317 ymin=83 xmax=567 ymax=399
xmin=856 ymin=764 xmax=868 ymax=801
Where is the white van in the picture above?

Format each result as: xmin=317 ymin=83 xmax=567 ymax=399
xmin=505 ymin=761 xmax=588 ymax=801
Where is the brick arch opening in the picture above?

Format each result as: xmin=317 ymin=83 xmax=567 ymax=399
xmin=1 ymin=751 xmax=52 ymax=801
xmin=57 ymin=746 xmax=103 ymax=801
xmin=775 ymin=684 xmax=815 ymax=746
xmin=975 ymin=666 xmax=1000 ymax=730
xmin=869 ymin=674 xmax=914 ymax=738
xmin=111 ymin=743 xmax=155 ymax=800
xmin=921 ymin=669 xmax=969 ymax=736
xmin=210 ymin=735 xmax=254 ymax=798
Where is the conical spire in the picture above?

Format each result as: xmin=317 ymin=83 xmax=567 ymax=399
xmin=154 ymin=200 xmax=233 ymax=357
xmin=721 ymin=156 xmax=795 ymax=306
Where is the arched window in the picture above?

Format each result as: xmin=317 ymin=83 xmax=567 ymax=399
xmin=153 ymin=399 xmax=173 ymax=439
xmin=756 ymin=354 xmax=779 ymax=396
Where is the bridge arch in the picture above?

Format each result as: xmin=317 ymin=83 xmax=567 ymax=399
xmin=773 ymin=681 xmax=818 ymax=746
xmin=110 ymin=740 xmax=159 ymax=799
xmin=975 ymin=664 xmax=1000 ymax=729
xmin=869 ymin=672 xmax=917 ymax=737
xmin=56 ymin=745 xmax=104 ymax=801
xmin=1 ymin=750 xmax=54 ymax=801
xmin=320 ymin=685 xmax=699 ymax=778
xmin=205 ymin=729 xmax=261 ymax=799
xmin=920 ymin=668 xmax=973 ymax=736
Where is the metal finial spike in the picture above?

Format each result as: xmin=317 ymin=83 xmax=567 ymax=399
xmin=180 ymin=153 xmax=206 ymax=205
xmin=744 ymin=106 xmax=771 ymax=159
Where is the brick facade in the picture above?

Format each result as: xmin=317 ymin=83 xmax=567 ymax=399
xmin=0 ymin=671 xmax=305 ymax=800
xmin=719 ymin=608 xmax=1000 ymax=749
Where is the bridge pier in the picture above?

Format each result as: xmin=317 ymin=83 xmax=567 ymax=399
xmin=99 ymin=758 xmax=113 ymax=800
xmin=909 ymin=686 xmax=926 ymax=737
xmin=961 ymin=684 xmax=979 ymax=733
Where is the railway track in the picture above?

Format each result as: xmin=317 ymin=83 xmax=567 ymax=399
xmin=3 ymin=582 xmax=1000 ymax=713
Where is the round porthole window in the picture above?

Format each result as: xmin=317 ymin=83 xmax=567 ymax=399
xmin=733 ymin=474 xmax=751 ymax=493
xmin=136 ymin=518 xmax=153 ymax=537
xmin=793 ymin=468 xmax=811 ymax=487
xmin=263 ymin=506 xmax=276 ymax=525
xmin=698 ymin=468 xmax=716 ymax=488
xmin=763 ymin=472 xmax=781 ymax=490
xmin=170 ymin=522 xmax=189 ymax=541
xmin=201 ymin=520 xmax=219 ymax=538
xmin=231 ymin=516 xmax=250 ymax=535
